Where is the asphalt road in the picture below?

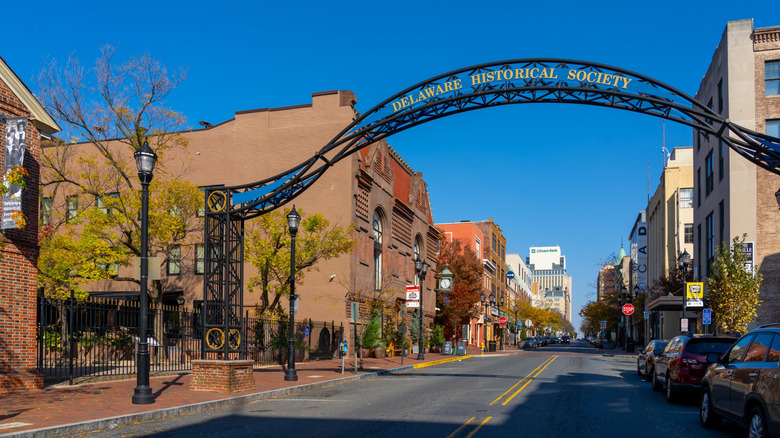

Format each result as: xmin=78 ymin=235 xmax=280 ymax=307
xmin=98 ymin=341 xmax=747 ymax=437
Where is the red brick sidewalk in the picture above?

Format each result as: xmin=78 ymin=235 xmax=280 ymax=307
xmin=0 ymin=350 xmax=489 ymax=436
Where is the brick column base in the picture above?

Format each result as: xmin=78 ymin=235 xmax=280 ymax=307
xmin=190 ymin=360 xmax=255 ymax=393
xmin=0 ymin=369 xmax=44 ymax=393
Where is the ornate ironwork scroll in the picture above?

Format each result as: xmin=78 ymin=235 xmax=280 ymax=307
xmin=203 ymin=59 xmax=780 ymax=357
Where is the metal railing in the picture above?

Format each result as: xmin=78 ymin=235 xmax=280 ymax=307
xmin=37 ymin=295 xmax=343 ymax=386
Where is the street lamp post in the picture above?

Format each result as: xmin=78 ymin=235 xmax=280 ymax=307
xmin=480 ymin=293 xmax=486 ymax=352
xmin=414 ymin=256 xmax=429 ymax=361
xmin=499 ymin=295 xmax=504 ymax=351
xmin=514 ymin=304 xmax=519 ymax=347
xmin=489 ymin=294 xmax=496 ymax=351
xmin=678 ymin=249 xmax=691 ymax=335
xmin=617 ymin=287 xmax=625 ymax=350
xmin=132 ymin=141 xmax=157 ymax=405
xmin=285 ymin=206 xmax=301 ymax=382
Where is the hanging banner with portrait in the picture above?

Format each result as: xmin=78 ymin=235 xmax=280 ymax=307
xmin=2 ymin=116 xmax=28 ymax=230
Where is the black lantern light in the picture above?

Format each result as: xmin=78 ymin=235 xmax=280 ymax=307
xmin=414 ymin=256 xmax=428 ymax=361
xmin=132 ymin=140 xmax=157 ymax=405
xmin=285 ymin=205 xmax=301 ymax=382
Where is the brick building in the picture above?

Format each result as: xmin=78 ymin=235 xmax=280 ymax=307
xmin=692 ymin=20 xmax=780 ymax=325
xmin=435 ymin=221 xmax=490 ymax=347
xmin=0 ymin=57 xmax=60 ymax=392
xmin=41 ymin=90 xmax=438 ymax=335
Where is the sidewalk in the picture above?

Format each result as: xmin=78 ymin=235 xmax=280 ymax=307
xmin=0 ymin=347 xmax=504 ymax=438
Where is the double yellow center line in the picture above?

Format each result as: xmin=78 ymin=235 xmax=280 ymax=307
xmin=446 ymin=355 xmax=558 ymax=438
xmin=491 ymin=355 xmax=558 ymax=406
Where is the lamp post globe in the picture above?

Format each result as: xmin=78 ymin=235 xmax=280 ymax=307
xmin=132 ymin=140 xmax=157 ymax=405
xmin=775 ymin=188 xmax=780 ymax=210
xmin=285 ymin=206 xmax=301 ymax=382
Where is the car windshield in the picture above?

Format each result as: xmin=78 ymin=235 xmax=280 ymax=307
xmin=685 ymin=339 xmax=734 ymax=354
xmin=653 ymin=342 xmax=668 ymax=354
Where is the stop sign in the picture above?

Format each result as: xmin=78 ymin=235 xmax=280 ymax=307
xmin=498 ymin=316 xmax=508 ymax=326
xmin=622 ymin=303 xmax=635 ymax=316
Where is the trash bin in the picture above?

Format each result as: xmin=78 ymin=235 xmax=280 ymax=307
xmin=443 ymin=341 xmax=453 ymax=355
xmin=488 ymin=340 xmax=497 ymax=352
xmin=456 ymin=341 xmax=467 ymax=355
xmin=626 ymin=340 xmax=636 ymax=353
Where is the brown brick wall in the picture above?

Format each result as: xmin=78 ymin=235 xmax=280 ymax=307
xmin=190 ymin=360 xmax=255 ymax=393
xmin=0 ymin=76 xmax=43 ymax=392
xmin=753 ymin=27 xmax=780 ymax=324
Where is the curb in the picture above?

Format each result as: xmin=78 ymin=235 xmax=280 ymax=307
xmin=1 ymin=355 xmax=470 ymax=438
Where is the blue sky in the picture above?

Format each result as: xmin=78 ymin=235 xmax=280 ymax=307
xmin=6 ymin=1 xmax=780 ymax=332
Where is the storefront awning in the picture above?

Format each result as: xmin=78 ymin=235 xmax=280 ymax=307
xmin=646 ymin=296 xmax=684 ymax=311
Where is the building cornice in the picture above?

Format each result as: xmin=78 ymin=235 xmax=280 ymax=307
xmin=0 ymin=56 xmax=60 ymax=134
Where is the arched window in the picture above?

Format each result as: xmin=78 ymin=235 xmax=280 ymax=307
xmin=373 ymin=210 xmax=384 ymax=290
xmin=414 ymin=235 xmax=423 ymax=285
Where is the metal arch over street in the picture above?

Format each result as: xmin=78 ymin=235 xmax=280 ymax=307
xmin=201 ymin=59 xmax=780 ymax=359
xmin=224 ymin=58 xmax=780 ymax=219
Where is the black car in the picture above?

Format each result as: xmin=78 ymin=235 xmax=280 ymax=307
xmin=700 ymin=324 xmax=780 ymax=437
xmin=637 ymin=339 xmax=668 ymax=382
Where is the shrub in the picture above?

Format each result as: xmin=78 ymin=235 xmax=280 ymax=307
xmin=361 ymin=316 xmax=381 ymax=348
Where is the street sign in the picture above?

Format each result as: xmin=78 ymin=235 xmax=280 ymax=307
xmin=622 ymin=303 xmax=635 ymax=316
xmin=741 ymin=241 xmax=755 ymax=274
xmin=507 ymin=271 xmax=515 ymax=279
xmin=686 ymin=282 xmax=704 ymax=308
xmin=405 ymin=285 xmax=420 ymax=301
xmin=405 ymin=285 xmax=420 ymax=308
xmin=703 ymin=308 xmax=712 ymax=325
xmin=525 ymin=319 xmax=532 ymax=327
xmin=643 ymin=311 xmax=649 ymax=319
xmin=498 ymin=316 xmax=508 ymax=326
xmin=599 ymin=320 xmax=606 ymax=330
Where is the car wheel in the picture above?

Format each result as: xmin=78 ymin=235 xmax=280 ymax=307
xmin=644 ymin=366 xmax=653 ymax=382
xmin=665 ymin=375 xmax=676 ymax=403
xmin=700 ymin=387 xmax=721 ymax=428
xmin=652 ymin=369 xmax=662 ymax=392
xmin=748 ymin=406 xmax=768 ymax=438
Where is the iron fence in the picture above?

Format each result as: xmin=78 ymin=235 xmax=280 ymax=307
xmin=37 ymin=295 xmax=343 ymax=386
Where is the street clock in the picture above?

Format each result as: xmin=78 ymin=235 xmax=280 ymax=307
xmin=437 ymin=265 xmax=454 ymax=291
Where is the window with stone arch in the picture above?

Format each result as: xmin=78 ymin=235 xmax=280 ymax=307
xmin=414 ymin=234 xmax=424 ymax=286
xmin=373 ymin=209 xmax=385 ymax=291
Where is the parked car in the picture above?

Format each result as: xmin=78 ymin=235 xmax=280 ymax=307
xmin=653 ymin=334 xmax=736 ymax=402
xmin=522 ymin=337 xmax=539 ymax=349
xmin=637 ymin=339 xmax=668 ymax=382
xmin=550 ymin=337 xmax=560 ymax=344
xmin=700 ymin=324 xmax=780 ymax=437
xmin=561 ymin=336 xmax=571 ymax=344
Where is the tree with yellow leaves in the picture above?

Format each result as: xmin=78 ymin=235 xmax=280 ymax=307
xmin=707 ymin=235 xmax=763 ymax=334
xmin=245 ymin=207 xmax=356 ymax=315
xmin=36 ymin=47 xmax=202 ymax=350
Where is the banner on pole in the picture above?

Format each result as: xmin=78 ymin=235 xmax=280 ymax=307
xmin=2 ymin=117 xmax=28 ymax=229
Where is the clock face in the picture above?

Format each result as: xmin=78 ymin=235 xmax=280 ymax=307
xmin=440 ymin=278 xmax=452 ymax=289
